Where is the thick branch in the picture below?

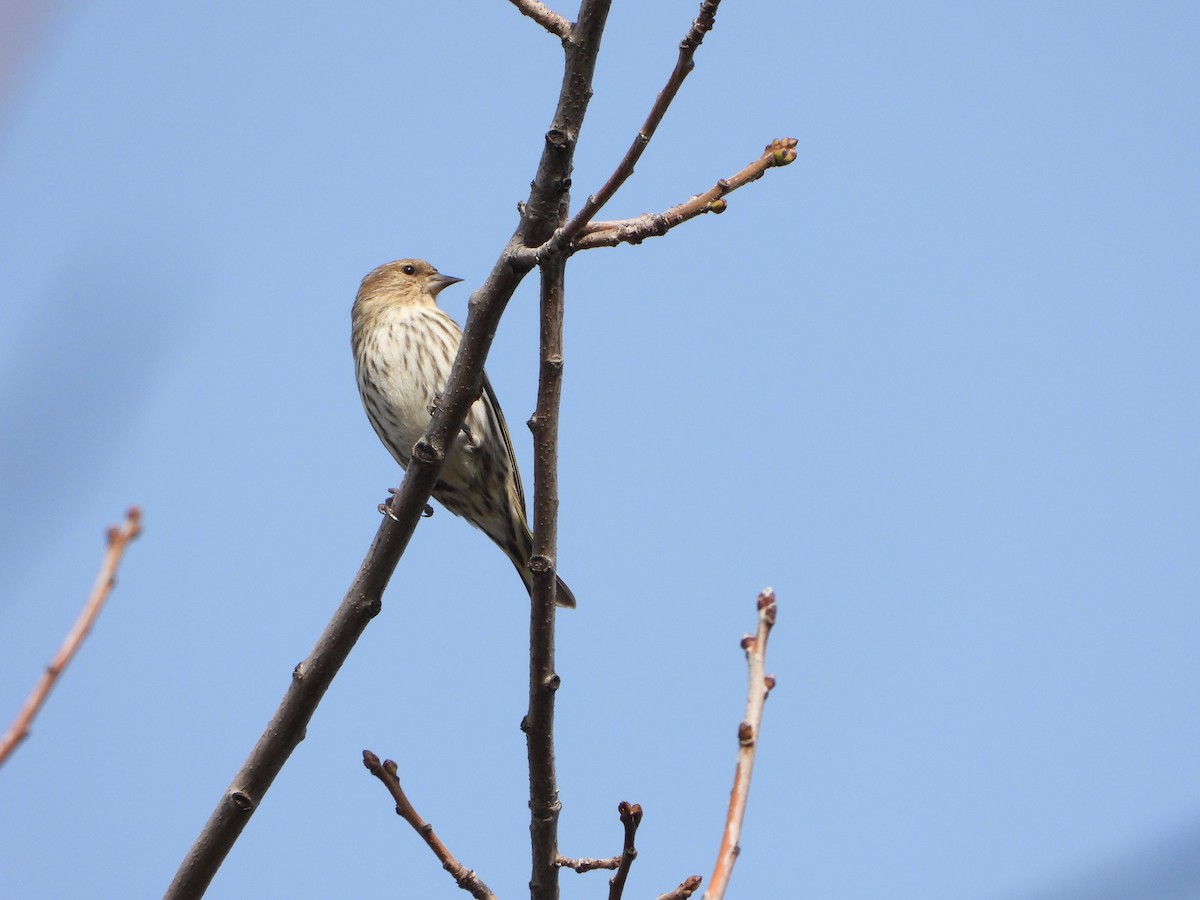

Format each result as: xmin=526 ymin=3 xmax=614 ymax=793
xmin=165 ymin=252 xmax=537 ymax=900
xmin=556 ymin=0 xmax=724 ymax=249
xmin=573 ymin=138 xmax=798 ymax=251
xmin=508 ymin=0 xmax=572 ymax=39
xmin=0 ymin=507 xmax=142 ymax=769
xmin=362 ymin=751 xmax=497 ymax=900
xmin=703 ymin=588 xmax=778 ymax=900
xmin=168 ymin=3 xmax=613 ymax=897
xmin=514 ymin=0 xmax=612 ymax=255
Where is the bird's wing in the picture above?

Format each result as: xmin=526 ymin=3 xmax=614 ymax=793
xmin=481 ymin=371 xmax=526 ymax=512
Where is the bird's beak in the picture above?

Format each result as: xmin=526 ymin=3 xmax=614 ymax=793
xmin=428 ymin=273 xmax=463 ymax=297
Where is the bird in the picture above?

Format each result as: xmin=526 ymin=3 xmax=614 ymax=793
xmin=351 ymin=258 xmax=575 ymax=608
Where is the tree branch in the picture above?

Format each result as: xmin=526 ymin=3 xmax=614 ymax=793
xmin=514 ymin=0 xmax=613 ymax=254
xmin=507 ymin=0 xmax=572 ymax=39
xmin=361 ymin=751 xmax=497 ymax=900
xmin=166 ymin=252 xmax=541 ymax=899
xmin=703 ymin=588 xmax=778 ymax=900
xmin=572 ymin=138 xmax=798 ymax=251
xmin=525 ymin=255 xmax=569 ymax=899
xmin=167 ymin=3 xmax=614 ymax=897
xmin=516 ymin=4 xmax=614 ymax=899
xmin=607 ymin=801 xmax=643 ymax=900
xmin=0 ymin=507 xmax=142 ymax=769
xmin=555 ymin=0 xmax=724 ymax=249
xmin=658 ymin=875 xmax=704 ymax=900
xmin=557 ymin=854 xmax=621 ymax=873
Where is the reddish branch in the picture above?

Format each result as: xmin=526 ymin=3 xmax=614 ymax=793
xmin=0 ymin=507 xmax=142 ymax=769
xmin=703 ymin=588 xmax=778 ymax=900
xmin=574 ymin=138 xmax=798 ymax=252
xmin=361 ymin=751 xmax=496 ymax=900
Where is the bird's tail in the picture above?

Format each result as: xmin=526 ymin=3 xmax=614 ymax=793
xmin=514 ymin=559 xmax=576 ymax=609
xmin=506 ymin=522 xmax=575 ymax=608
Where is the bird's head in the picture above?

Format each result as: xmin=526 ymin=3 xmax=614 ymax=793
xmin=355 ymin=258 xmax=463 ymax=310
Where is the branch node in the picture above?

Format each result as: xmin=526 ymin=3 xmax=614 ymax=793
xmin=229 ymin=791 xmax=255 ymax=813
xmin=411 ymin=439 xmax=437 ymax=465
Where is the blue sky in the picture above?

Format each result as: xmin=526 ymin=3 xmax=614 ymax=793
xmin=1 ymin=2 xmax=1198 ymax=898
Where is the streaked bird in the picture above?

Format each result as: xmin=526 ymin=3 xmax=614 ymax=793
xmin=352 ymin=258 xmax=575 ymax=608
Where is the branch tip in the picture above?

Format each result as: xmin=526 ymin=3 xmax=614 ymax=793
xmin=705 ymin=588 xmax=779 ymax=898
xmin=0 ymin=506 xmax=142 ymax=770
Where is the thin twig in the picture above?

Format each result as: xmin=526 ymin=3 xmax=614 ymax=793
xmin=361 ymin=751 xmax=497 ymax=900
xmin=0 ymin=507 xmax=142 ymax=769
xmin=658 ymin=875 xmax=704 ymax=900
xmin=608 ymin=801 xmax=643 ymax=900
xmin=703 ymin=588 xmax=778 ymax=900
xmin=507 ymin=0 xmax=572 ymax=39
xmin=555 ymin=0 xmax=724 ymax=249
xmin=557 ymin=854 xmax=621 ymax=873
xmin=573 ymin=138 xmax=798 ymax=251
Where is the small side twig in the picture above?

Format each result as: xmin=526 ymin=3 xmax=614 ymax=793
xmin=0 ymin=507 xmax=142 ymax=769
xmin=658 ymin=875 xmax=704 ymax=900
xmin=607 ymin=801 xmax=643 ymax=900
xmin=362 ymin=751 xmax=497 ymax=900
xmin=703 ymin=587 xmax=778 ymax=900
xmin=573 ymin=138 xmax=798 ymax=252
xmin=507 ymin=0 xmax=572 ymax=39
xmin=557 ymin=854 xmax=620 ymax=873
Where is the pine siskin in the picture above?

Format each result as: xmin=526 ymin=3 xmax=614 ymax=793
xmin=352 ymin=259 xmax=575 ymax=608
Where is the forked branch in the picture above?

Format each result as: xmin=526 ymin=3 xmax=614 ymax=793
xmin=703 ymin=588 xmax=778 ymax=900
xmin=362 ymin=751 xmax=497 ymax=900
xmin=557 ymin=0 xmax=725 ymax=247
xmin=574 ymin=138 xmax=798 ymax=251
xmin=0 ymin=507 xmax=142 ymax=769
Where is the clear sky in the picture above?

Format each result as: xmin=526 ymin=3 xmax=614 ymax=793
xmin=2 ymin=3 xmax=1198 ymax=898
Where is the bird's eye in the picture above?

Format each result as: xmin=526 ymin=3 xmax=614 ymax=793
xmin=402 ymin=264 xmax=416 ymax=275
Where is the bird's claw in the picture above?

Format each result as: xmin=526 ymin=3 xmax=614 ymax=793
xmin=378 ymin=487 xmax=402 ymax=521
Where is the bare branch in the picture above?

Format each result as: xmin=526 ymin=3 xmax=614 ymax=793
xmin=361 ymin=751 xmax=497 ymax=900
xmin=518 ymin=4 xmax=614 ymax=897
xmin=526 ymin=257 xmax=568 ymax=894
xmin=167 ymin=3 xmax=614 ymax=897
xmin=573 ymin=138 xmax=798 ymax=251
xmin=557 ymin=854 xmax=621 ymax=873
xmin=607 ymin=801 xmax=643 ymax=900
xmin=658 ymin=875 xmax=704 ymax=900
xmin=0 ymin=507 xmax=141 ymax=769
xmin=557 ymin=0 xmax=725 ymax=247
xmin=703 ymin=588 xmax=778 ymax=900
xmin=508 ymin=0 xmax=572 ymax=39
